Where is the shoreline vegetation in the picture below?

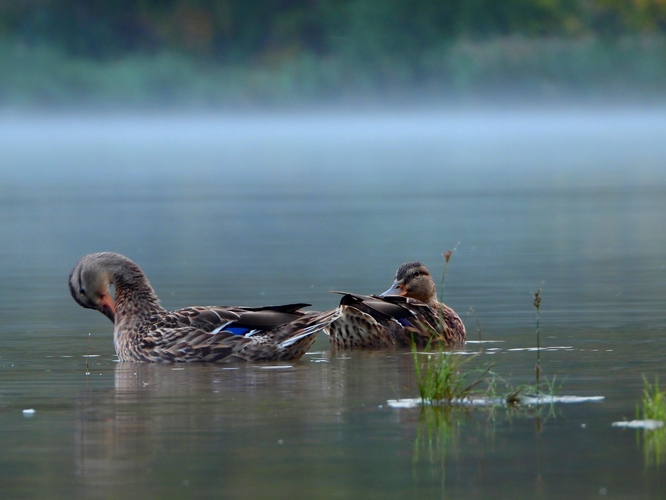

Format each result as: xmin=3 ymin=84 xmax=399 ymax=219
xmin=3 ymin=35 xmax=666 ymax=110
xmin=4 ymin=0 xmax=666 ymax=109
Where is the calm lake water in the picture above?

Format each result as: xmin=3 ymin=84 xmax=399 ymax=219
xmin=1 ymin=108 xmax=666 ymax=498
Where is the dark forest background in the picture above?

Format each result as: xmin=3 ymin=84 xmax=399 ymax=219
xmin=2 ymin=0 xmax=666 ymax=107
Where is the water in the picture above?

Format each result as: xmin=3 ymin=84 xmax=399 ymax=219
xmin=1 ymin=108 xmax=666 ymax=498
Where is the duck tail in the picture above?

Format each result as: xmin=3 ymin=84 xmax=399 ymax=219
xmin=278 ymin=309 xmax=341 ymax=348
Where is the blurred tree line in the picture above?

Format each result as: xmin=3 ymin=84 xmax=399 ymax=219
xmin=2 ymin=0 xmax=666 ymax=106
xmin=1 ymin=0 xmax=665 ymax=62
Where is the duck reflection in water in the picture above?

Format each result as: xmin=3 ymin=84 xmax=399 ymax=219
xmin=76 ymin=362 xmax=338 ymax=489
xmin=74 ymin=353 xmax=418 ymax=489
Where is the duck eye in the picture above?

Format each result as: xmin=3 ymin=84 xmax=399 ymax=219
xmin=414 ymin=271 xmax=421 ymax=276
xmin=79 ymin=287 xmax=86 ymax=294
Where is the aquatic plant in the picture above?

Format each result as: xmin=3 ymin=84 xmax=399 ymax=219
xmin=408 ymin=259 xmax=566 ymax=408
xmin=412 ymin=342 xmax=491 ymax=404
xmin=640 ymin=376 xmax=666 ymax=422
xmin=533 ymin=288 xmax=542 ymax=390
xmin=85 ymin=332 xmax=91 ymax=376
xmin=638 ymin=376 xmax=666 ymax=466
xmin=408 ymin=249 xmax=493 ymax=404
xmin=498 ymin=288 xmax=560 ymax=405
xmin=438 ymin=243 xmax=459 ymax=303
xmin=505 ymin=375 xmax=563 ymax=406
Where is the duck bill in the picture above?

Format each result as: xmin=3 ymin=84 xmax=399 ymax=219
xmin=99 ymin=294 xmax=116 ymax=323
xmin=380 ymin=281 xmax=407 ymax=297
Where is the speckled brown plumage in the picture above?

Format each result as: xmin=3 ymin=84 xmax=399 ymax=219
xmin=326 ymin=262 xmax=466 ymax=349
xmin=69 ymin=252 xmax=338 ymax=362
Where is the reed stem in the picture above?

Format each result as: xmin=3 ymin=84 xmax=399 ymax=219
xmin=85 ymin=332 xmax=91 ymax=376
xmin=439 ymin=242 xmax=459 ymax=303
xmin=533 ymin=289 xmax=542 ymax=390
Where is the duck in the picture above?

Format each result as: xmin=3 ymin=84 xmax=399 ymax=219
xmin=326 ymin=261 xmax=466 ymax=349
xmin=68 ymin=252 xmax=338 ymax=362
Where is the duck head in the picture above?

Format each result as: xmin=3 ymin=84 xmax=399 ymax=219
xmin=68 ymin=252 xmax=129 ymax=323
xmin=380 ymin=261 xmax=437 ymax=305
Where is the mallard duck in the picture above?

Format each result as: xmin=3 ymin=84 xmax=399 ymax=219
xmin=326 ymin=261 xmax=466 ymax=349
xmin=68 ymin=252 xmax=338 ymax=362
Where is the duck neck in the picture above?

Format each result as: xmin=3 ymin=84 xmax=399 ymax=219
xmin=112 ymin=271 xmax=165 ymax=327
xmin=424 ymin=295 xmax=439 ymax=307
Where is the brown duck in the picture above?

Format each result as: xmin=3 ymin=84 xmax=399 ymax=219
xmin=69 ymin=252 xmax=338 ymax=362
xmin=326 ymin=261 xmax=466 ymax=349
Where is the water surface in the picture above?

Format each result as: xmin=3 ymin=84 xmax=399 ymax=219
xmin=1 ymin=108 xmax=665 ymax=498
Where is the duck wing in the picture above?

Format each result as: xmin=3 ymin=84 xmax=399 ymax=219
xmin=205 ymin=304 xmax=337 ymax=361
xmin=328 ymin=292 xmax=459 ymax=348
xmin=333 ymin=292 xmax=414 ymax=321
xmin=365 ymin=294 xmax=466 ymax=346
xmin=136 ymin=304 xmax=327 ymax=362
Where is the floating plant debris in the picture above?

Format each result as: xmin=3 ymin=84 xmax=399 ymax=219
xmin=612 ymin=420 xmax=664 ymax=430
xmin=388 ymin=398 xmax=502 ymax=408
xmin=465 ymin=340 xmax=505 ymax=344
xmin=507 ymin=346 xmax=573 ymax=352
xmin=387 ymin=394 xmax=605 ymax=409
xmin=517 ymin=395 xmax=605 ymax=405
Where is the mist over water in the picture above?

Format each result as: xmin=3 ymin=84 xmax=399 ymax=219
xmin=3 ymin=106 xmax=666 ymax=194
xmin=3 ymin=107 xmax=665 ymax=324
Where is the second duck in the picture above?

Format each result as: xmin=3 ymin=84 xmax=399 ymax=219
xmin=326 ymin=261 xmax=466 ymax=349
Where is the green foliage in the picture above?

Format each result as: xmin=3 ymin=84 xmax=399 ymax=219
xmin=412 ymin=343 xmax=491 ymax=404
xmin=3 ymin=1 xmax=666 ymax=107
xmin=4 ymin=33 xmax=666 ymax=108
xmin=2 ymin=0 xmax=666 ymax=63
xmin=639 ymin=376 xmax=666 ymax=422
xmin=637 ymin=376 xmax=666 ymax=467
xmin=595 ymin=0 xmax=666 ymax=34
xmin=505 ymin=375 xmax=562 ymax=405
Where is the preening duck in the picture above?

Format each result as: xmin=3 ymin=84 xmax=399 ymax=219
xmin=69 ymin=252 xmax=337 ymax=362
xmin=326 ymin=261 xmax=466 ymax=349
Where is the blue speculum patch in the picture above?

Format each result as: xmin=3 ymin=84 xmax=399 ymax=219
xmin=225 ymin=326 xmax=252 ymax=336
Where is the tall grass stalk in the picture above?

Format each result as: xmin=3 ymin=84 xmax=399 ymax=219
xmin=533 ymin=289 xmax=542 ymax=390
xmin=438 ymin=243 xmax=459 ymax=303
xmin=85 ymin=332 xmax=91 ymax=376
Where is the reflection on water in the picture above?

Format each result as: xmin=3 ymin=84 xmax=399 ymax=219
xmin=643 ymin=427 xmax=666 ymax=467
xmin=412 ymin=406 xmax=463 ymax=472
xmin=59 ymin=343 xmax=665 ymax=498
xmin=1 ymin=110 xmax=666 ymax=497
xmin=73 ymin=353 xmax=422 ymax=497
